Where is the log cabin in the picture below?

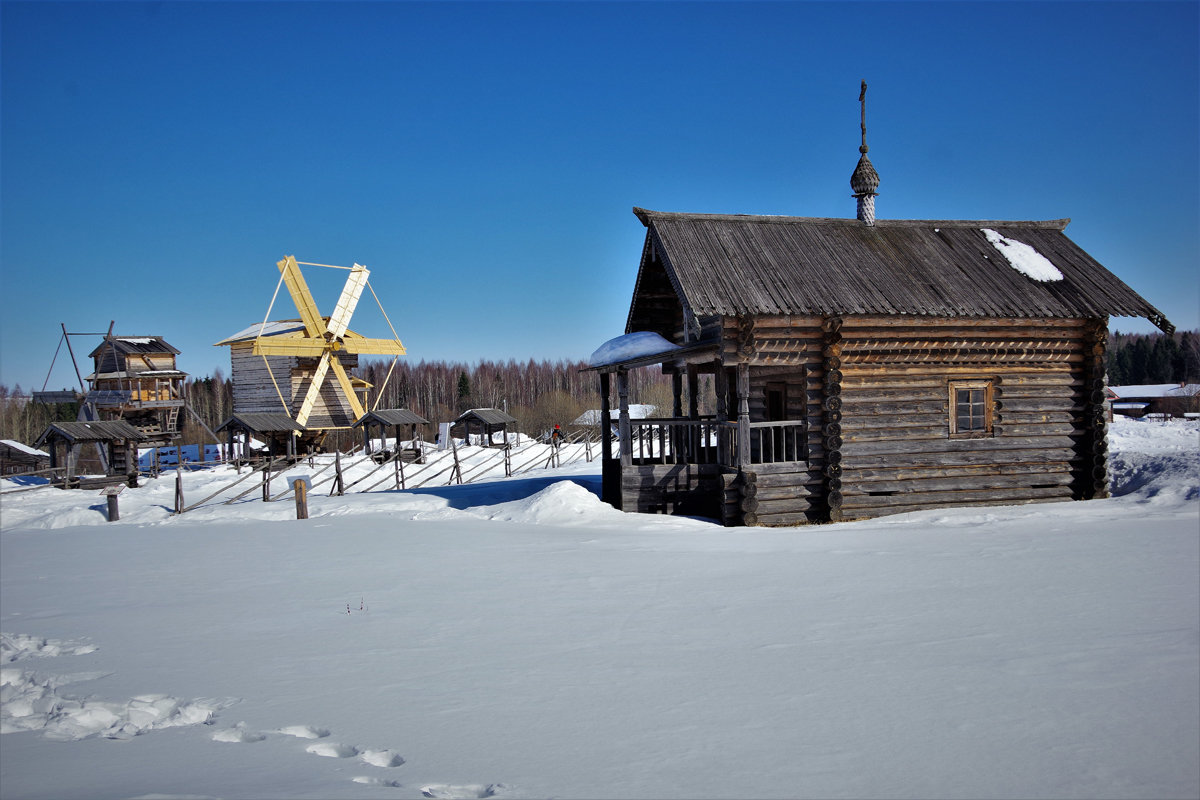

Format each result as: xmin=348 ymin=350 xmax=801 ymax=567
xmin=587 ymin=94 xmax=1173 ymax=525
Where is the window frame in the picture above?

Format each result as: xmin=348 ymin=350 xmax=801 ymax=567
xmin=948 ymin=379 xmax=995 ymax=438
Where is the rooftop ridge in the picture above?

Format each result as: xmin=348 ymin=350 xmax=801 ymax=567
xmin=632 ymin=207 xmax=1070 ymax=231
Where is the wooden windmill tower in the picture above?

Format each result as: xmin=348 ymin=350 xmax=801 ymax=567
xmin=215 ymin=256 xmax=405 ymax=448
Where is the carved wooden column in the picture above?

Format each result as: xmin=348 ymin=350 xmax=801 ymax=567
xmin=736 ymin=362 xmax=750 ymax=470
xmin=617 ymin=370 xmax=632 ymax=468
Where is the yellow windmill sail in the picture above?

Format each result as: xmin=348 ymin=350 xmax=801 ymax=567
xmin=252 ymin=256 xmax=406 ymax=429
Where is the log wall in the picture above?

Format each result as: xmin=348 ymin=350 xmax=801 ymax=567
xmin=831 ymin=315 xmax=1106 ymax=520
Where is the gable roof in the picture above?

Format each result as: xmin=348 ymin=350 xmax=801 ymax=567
xmin=453 ymin=408 xmax=518 ymax=426
xmin=628 ymin=208 xmax=1173 ymax=333
xmin=87 ymin=337 xmax=180 ymax=358
xmin=34 ymin=420 xmax=144 ymax=447
xmin=353 ymin=409 xmax=430 ymax=428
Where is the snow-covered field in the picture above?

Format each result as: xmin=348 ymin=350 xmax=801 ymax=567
xmin=2 ymin=418 xmax=1197 ymax=800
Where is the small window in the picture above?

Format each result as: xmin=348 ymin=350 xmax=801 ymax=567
xmin=949 ymin=380 xmax=994 ymax=437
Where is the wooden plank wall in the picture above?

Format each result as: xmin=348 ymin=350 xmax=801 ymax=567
xmin=230 ymin=345 xmax=297 ymax=415
xmin=721 ymin=316 xmax=829 ymax=526
xmin=832 ymin=315 xmax=1106 ymax=520
xmin=620 ymin=463 xmax=723 ymax=518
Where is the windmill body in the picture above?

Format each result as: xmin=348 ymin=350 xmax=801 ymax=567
xmin=214 ymin=257 xmax=405 ymax=448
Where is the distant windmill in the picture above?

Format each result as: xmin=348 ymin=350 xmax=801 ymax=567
xmin=216 ymin=256 xmax=406 ymax=445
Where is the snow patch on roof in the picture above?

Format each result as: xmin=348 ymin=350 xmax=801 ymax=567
xmin=1 ymin=439 xmax=49 ymax=458
xmin=589 ymin=332 xmax=681 ymax=366
xmin=216 ymin=320 xmax=308 ymax=345
xmin=982 ymin=229 xmax=1064 ymax=282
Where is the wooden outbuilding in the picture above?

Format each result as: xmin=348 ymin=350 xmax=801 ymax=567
xmin=34 ymin=420 xmax=143 ymax=488
xmin=452 ymin=408 xmax=518 ymax=447
xmin=84 ymin=335 xmax=187 ymax=445
xmin=587 ymin=206 xmax=1173 ymax=526
xmin=353 ymin=409 xmax=429 ymax=460
xmin=214 ymin=413 xmax=305 ymax=463
xmin=0 ymin=440 xmax=51 ymax=476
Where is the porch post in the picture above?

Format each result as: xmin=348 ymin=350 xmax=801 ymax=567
xmin=736 ymin=362 xmax=751 ymax=469
xmin=617 ymin=370 xmax=632 ymax=468
xmin=672 ymin=372 xmax=683 ymax=418
xmin=715 ymin=363 xmax=729 ymax=465
xmin=599 ymin=372 xmax=613 ymax=464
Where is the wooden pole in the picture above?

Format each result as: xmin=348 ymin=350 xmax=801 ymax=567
xmin=107 ymin=493 xmax=120 ymax=521
xmin=294 ymin=479 xmax=309 ymax=519
xmin=175 ymin=470 xmax=184 ymax=514
xmin=617 ymin=370 xmax=632 ymax=468
xmin=333 ymin=449 xmax=344 ymax=496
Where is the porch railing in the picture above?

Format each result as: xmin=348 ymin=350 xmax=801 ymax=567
xmin=622 ymin=418 xmax=805 ymax=467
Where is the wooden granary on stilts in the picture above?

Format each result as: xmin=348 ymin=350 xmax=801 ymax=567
xmin=587 ymin=84 xmax=1173 ymax=526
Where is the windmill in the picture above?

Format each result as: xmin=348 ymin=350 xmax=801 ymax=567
xmin=216 ymin=256 xmax=406 ymax=443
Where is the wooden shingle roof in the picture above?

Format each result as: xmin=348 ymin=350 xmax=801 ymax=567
xmin=629 ymin=208 xmax=1173 ymax=332
xmin=353 ymin=409 xmax=430 ymax=428
xmin=215 ymin=413 xmax=305 ymax=434
xmin=34 ymin=420 xmax=144 ymax=447
xmin=453 ymin=408 xmax=518 ymax=426
xmin=87 ymin=337 xmax=180 ymax=358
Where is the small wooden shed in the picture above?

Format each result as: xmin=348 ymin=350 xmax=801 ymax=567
xmin=34 ymin=420 xmax=143 ymax=488
xmin=353 ymin=409 xmax=429 ymax=459
xmin=215 ymin=413 xmax=305 ymax=462
xmin=588 ymin=207 xmax=1173 ymax=526
xmin=452 ymin=408 xmax=518 ymax=447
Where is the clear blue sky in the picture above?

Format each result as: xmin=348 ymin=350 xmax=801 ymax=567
xmin=2 ymin=0 xmax=1197 ymax=391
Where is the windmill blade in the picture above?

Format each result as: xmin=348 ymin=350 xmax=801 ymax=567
xmin=340 ymin=337 xmax=406 ymax=355
xmin=326 ymin=264 xmax=370 ymax=339
xmin=328 ymin=357 xmax=366 ymax=420
xmin=252 ymin=338 xmax=329 ymax=357
xmin=294 ymin=352 xmax=333 ymax=428
xmin=277 ymin=256 xmax=326 ymax=337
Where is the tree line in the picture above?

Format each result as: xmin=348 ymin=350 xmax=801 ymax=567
xmin=1106 ymin=330 xmax=1199 ymax=386
xmin=0 ymin=359 xmax=677 ymax=449
xmin=3 ymin=331 xmax=1195 ymax=448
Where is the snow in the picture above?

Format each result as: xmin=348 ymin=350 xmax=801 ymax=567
xmin=1 ymin=418 xmax=1197 ymax=799
xmin=115 ymin=338 xmax=156 ymax=345
xmin=1111 ymin=383 xmax=1199 ymax=398
xmin=982 ymin=228 xmax=1064 ymax=282
xmin=216 ymin=320 xmax=307 ymax=344
xmin=588 ymin=331 xmax=681 ymax=366
xmin=572 ymin=404 xmax=656 ymax=425
xmin=0 ymin=440 xmax=48 ymax=458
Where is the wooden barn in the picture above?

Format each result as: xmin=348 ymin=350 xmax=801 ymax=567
xmin=84 ymin=335 xmax=187 ymax=445
xmin=588 ymin=203 xmax=1172 ymax=526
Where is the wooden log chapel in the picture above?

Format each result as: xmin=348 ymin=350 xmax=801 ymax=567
xmin=587 ymin=84 xmax=1174 ymax=526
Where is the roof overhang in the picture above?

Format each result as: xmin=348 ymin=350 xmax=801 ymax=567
xmin=582 ymin=341 xmax=722 ymax=374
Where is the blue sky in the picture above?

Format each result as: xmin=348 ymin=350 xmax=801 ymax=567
xmin=2 ymin=1 xmax=1197 ymax=391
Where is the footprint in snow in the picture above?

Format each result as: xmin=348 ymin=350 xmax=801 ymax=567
xmin=421 ymin=783 xmax=506 ymax=799
xmin=360 ymin=748 xmax=405 ymax=767
xmin=276 ymin=724 xmax=331 ymax=739
xmin=306 ymin=741 xmax=360 ymax=758
xmin=353 ymin=776 xmax=404 ymax=788
xmin=211 ymin=723 xmax=267 ymax=743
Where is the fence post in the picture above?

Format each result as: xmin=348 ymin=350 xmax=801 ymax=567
xmin=333 ymin=450 xmax=344 ymax=496
xmin=294 ymin=479 xmax=309 ymax=520
xmin=394 ymin=452 xmax=403 ymax=490
xmin=174 ymin=470 xmax=184 ymax=514
xmin=449 ymin=439 xmax=463 ymax=485
xmin=505 ymin=444 xmax=512 ymax=477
